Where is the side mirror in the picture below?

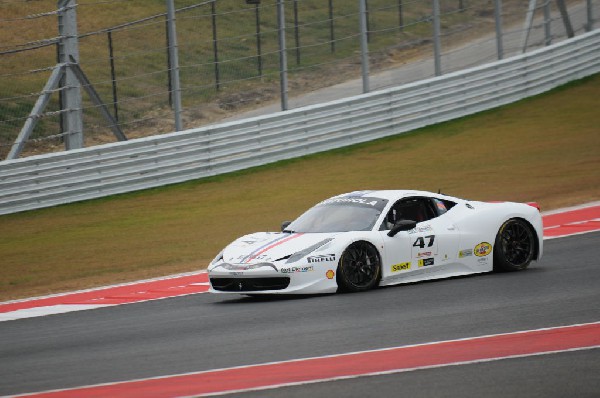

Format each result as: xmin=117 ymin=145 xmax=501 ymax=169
xmin=387 ymin=220 xmax=417 ymax=237
xmin=281 ymin=221 xmax=292 ymax=232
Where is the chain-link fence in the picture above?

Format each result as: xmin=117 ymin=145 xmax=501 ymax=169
xmin=0 ymin=0 xmax=596 ymax=160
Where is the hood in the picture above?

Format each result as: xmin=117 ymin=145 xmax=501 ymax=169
xmin=222 ymin=232 xmax=337 ymax=264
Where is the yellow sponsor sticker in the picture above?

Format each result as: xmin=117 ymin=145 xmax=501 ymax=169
xmin=391 ymin=262 xmax=411 ymax=272
xmin=326 ymin=270 xmax=335 ymax=279
xmin=474 ymin=242 xmax=492 ymax=257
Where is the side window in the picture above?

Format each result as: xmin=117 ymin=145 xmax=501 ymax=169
xmin=380 ymin=197 xmax=437 ymax=230
xmin=433 ymin=198 xmax=457 ymax=215
xmin=433 ymin=198 xmax=448 ymax=215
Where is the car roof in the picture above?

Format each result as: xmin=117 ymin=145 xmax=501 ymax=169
xmin=333 ymin=190 xmax=462 ymax=202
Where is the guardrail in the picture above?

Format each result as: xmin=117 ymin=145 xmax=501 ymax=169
xmin=1 ymin=30 xmax=599 ymax=215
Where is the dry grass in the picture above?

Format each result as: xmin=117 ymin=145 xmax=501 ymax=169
xmin=0 ymin=74 xmax=598 ymax=301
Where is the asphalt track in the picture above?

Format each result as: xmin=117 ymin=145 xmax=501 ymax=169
xmin=1 ymin=226 xmax=599 ymax=397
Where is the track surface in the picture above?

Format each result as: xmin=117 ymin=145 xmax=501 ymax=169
xmin=1 ymin=229 xmax=599 ymax=397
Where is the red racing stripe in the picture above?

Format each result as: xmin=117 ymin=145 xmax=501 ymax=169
xmin=244 ymin=233 xmax=304 ymax=263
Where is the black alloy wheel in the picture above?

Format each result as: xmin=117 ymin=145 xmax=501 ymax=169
xmin=493 ymin=218 xmax=536 ymax=271
xmin=336 ymin=241 xmax=381 ymax=292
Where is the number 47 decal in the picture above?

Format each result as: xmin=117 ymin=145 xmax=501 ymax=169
xmin=413 ymin=235 xmax=435 ymax=249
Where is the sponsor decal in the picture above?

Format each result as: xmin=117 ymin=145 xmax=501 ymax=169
xmin=280 ymin=266 xmax=315 ymax=273
xmin=241 ymin=238 xmax=260 ymax=245
xmin=229 ymin=272 xmax=243 ymax=276
xmin=235 ymin=254 xmax=270 ymax=262
xmin=408 ymin=225 xmax=434 ymax=235
xmin=326 ymin=270 xmax=335 ymax=279
xmin=307 ymin=254 xmax=336 ymax=263
xmin=391 ymin=262 xmax=411 ymax=272
xmin=477 ymin=257 xmax=489 ymax=265
xmin=418 ymin=258 xmax=435 ymax=267
xmin=321 ymin=197 xmax=379 ymax=206
xmin=417 ymin=251 xmax=432 ymax=258
xmin=474 ymin=242 xmax=493 ymax=257
xmin=458 ymin=249 xmax=473 ymax=258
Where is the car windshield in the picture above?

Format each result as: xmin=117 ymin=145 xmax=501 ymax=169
xmin=285 ymin=197 xmax=388 ymax=233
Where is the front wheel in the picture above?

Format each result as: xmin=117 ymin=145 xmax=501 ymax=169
xmin=336 ymin=241 xmax=381 ymax=292
xmin=494 ymin=218 xmax=536 ymax=271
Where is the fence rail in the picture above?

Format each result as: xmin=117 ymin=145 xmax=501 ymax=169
xmin=0 ymin=30 xmax=598 ymax=215
xmin=2 ymin=0 xmax=596 ymax=160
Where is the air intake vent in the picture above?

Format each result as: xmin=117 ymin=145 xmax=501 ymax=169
xmin=210 ymin=277 xmax=291 ymax=292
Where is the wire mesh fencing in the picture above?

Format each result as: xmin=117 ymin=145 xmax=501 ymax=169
xmin=0 ymin=0 xmax=597 ymax=160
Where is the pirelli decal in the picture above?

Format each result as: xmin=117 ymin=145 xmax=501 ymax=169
xmin=307 ymin=254 xmax=336 ymax=263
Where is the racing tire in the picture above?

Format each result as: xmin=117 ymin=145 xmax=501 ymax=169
xmin=493 ymin=218 xmax=536 ymax=272
xmin=336 ymin=241 xmax=381 ymax=292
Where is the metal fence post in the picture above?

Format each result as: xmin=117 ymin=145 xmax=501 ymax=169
xmin=211 ymin=1 xmax=220 ymax=91
xmin=329 ymin=0 xmax=335 ymax=53
xmin=254 ymin=4 xmax=263 ymax=77
xmin=107 ymin=31 xmax=119 ymax=121
xmin=58 ymin=0 xmax=84 ymax=150
xmin=359 ymin=0 xmax=370 ymax=93
xmin=521 ymin=0 xmax=536 ymax=52
xmin=544 ymin=0 xmax=552 ymax=46
xmin=365 ymin=0 xmax=371 ymax=43
xmin=293 ymin=0 xmax=301 ymax=65
xmin=398 ymin=0 xmax=404 ymax=31
xmin=165 ymin=19 xmax=173 ymax=108
xmin=586 ymin=0 xmax=593 ymax=31
xmin=166 ymin=0 xmax=182 ymax=131
xmin=432 ymin=0 xmax=442 ymax=76
xmin=494 ymin=0 xmax=504 ymax=60
xmin=556 ymin=0 xmax=574 ymax=38
xmin=277 ymin=0 xmax=288 ymax=111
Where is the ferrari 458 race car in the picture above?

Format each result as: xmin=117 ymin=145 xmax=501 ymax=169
xmin=207 ymin=190 xmax=543 ymax=295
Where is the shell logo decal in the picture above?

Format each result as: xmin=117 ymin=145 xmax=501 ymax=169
xmin=474 ymin=242 xmax=492 ymax=257
xmin=326 ymin=270 xmax=335 ymax=279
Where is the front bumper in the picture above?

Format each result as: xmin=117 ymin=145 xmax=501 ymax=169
xmin=208 ymin=263 xmax=338 ymax=294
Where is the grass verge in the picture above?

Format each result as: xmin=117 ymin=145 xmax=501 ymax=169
xmin=0 ymin=74 xmax=598 ymax=301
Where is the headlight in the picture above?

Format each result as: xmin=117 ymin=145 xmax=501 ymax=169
xmin=208 ymin=251 xmax=225 ymax=269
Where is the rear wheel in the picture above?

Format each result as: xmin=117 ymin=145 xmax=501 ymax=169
xmin=493 ymin=218 xmax=536 ymax=271
xmin=336 ymin=241 xmax=381 ymax=292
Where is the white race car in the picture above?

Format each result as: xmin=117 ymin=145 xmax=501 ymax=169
xmin=208 ymin=190 xmax=543 ymax=295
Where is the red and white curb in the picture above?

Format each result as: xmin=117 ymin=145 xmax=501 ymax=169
xmin=542 ymin=201 xmax=600 ymax=239
xmin=0 ymin=272 xmax=210 ymax=322
xmin=8 ymin=321 xmax=600 ymax=398
xmin=1 ymin=202 xmax=599 ymax=322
